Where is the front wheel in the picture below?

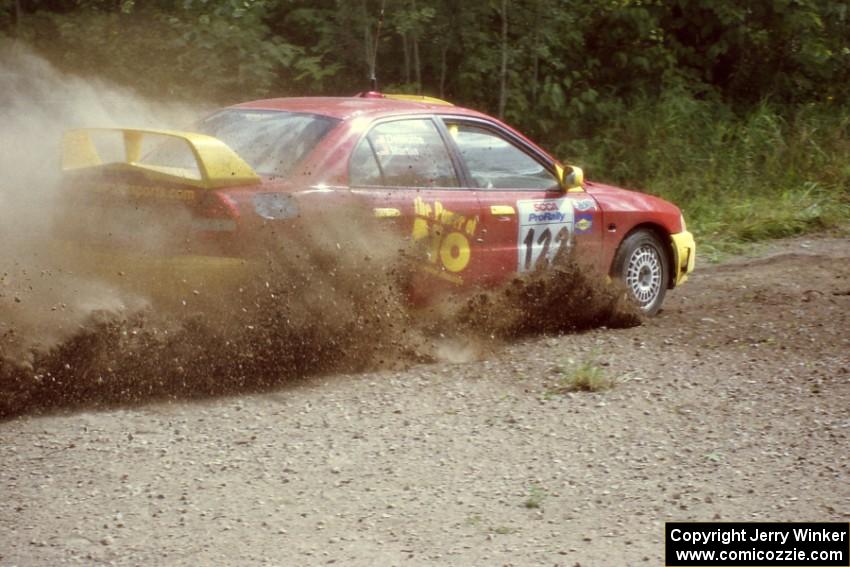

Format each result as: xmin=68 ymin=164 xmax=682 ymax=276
xmin=612 ymin=230 xmax=669 ymax=316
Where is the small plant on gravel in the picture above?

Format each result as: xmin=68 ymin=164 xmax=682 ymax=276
xmin=524 ymin=484 xmax=547 ymax=509
xmin=492 ymin=525 xmax=516 ymax=535
xmin=549 ymin=356 xmax=614 ymax=394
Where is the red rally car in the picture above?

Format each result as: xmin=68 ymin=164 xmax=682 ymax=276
xmin=60 ymin=92 xmax=696 ymax=315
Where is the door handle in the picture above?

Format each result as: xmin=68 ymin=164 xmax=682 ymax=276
xmin=373 ymin=208 xmax=401 ymax=218
xmin=490 ymin=205 xmax=515 ymax=216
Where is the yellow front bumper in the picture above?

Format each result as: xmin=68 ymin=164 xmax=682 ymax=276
xmin=670 ymin=230 xmax=696 ymax=286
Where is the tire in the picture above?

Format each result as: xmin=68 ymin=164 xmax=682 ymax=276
xmin=612 ymin=229 xmax=669 ymax=316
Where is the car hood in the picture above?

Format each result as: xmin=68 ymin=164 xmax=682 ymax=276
xmin=586 ymin=181 xmax=681 ymax=214
xmin=584 ymin=180 xmax=684 ymax=233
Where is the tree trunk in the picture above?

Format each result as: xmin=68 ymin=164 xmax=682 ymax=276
xmin=412 ymin=0 xmax=421 ymax=93
xmin=413 ymin=36 xmax=421 ymax=93
xmin=439 ymin=43 xmax=448 ymax=99
xmin=402 ymin=33 xmax=411 ymax=84
xmin=532 ymin=1 xmax=540 ymax=105
xmin=532 ymin=55 xmax=539 ymax=104
xmin=365 ymin=30 xmax=374 ymax=82
xmin=361 ymin=0 xmax=375 ymax=84
xmin=498 ymin=0 xmax=509 ymax=119
xmin=12 ymin=0 xmax=22 ymax=53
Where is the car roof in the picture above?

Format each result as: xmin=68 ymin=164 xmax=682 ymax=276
xmin=229 ymin=94 xmax=557 ymax=165
xmin=231 ymin=96 xmax=491 ymax=121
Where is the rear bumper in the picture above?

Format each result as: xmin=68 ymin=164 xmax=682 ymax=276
xmin=53 ymin=240 xmax=259 ymax=299
xmin=670 ymin=230 xmax=696 ymax=286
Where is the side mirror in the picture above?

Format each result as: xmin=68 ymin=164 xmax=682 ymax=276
xmin=559 ymin=165 xmax=584 ymax=191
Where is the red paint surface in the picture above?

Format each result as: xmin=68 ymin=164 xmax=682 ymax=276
xmin=64 ymin=95 xmax=687 ymax=293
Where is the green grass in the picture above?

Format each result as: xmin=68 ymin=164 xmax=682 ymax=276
xmin=548 ymin=356 xmax=614 ymax=394
xmin=559 ymin=93 xmax=850 ymax=256
xmin=491 ymin=525 xmax=516 ymax=535
xmin=465 ymin=515 xmax=516 ymax=535
xmin=524 ymin=485 xmax=548 ymax=509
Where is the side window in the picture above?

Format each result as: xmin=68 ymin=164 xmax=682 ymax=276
xmin=446 ymin=122 xmax=559 ymax=191
xmin=349 ymin=137 xmax=383 ymax=186
xmin=349 ymin=119 xmax=459 ymax=188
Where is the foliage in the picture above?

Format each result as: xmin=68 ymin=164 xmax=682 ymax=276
xmin=523 ymin=484 xmax=547 ymax=509
xmin=549 ymin=356 xmax=614 ymax=393
xmin=568 ymin=92 xmax=850 ymax=255
xmin=2 ymin=0 xmax=848 ymax=246
xmin=6 ymin=0 xmax=849 ymax=109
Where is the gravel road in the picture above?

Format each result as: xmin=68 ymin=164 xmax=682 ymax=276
xmin=1 ymin=235 xmax=848 ymax=566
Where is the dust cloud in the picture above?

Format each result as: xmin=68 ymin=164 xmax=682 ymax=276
xmin=0 ymin=48 xmax=203 ymax=360
xmin=0 ymin=51 xmax=639 ymax=419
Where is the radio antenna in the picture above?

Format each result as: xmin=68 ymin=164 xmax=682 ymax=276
xmin=369 ymin=0 xmax=386 ymax=91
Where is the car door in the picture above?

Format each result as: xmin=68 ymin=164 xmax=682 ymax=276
xmin=439 ymin=118 xmax=603 ymax=285
xmin=347 ymin=116 xmax=486 ymax=297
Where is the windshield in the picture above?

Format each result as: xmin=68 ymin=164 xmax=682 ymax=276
xmin=197 ymin=109 xmax=339 ymax=178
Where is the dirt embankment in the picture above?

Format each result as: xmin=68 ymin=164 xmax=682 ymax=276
xmin=0 ymin=234 xmax=847 ymax=566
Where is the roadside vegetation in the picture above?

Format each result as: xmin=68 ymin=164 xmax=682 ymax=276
xmin=574 ymin=96 xmax=850 ymax=259
xmin=2 ymin=0 xmax=848 ymax=253
xmin=523 ymin=484 xmax=548 ymax=509
xmin=547 ymin=356 xmax=614 ymax=395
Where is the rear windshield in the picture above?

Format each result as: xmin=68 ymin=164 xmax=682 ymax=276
xmin=196 ymin=109 xmax=339 ymax=178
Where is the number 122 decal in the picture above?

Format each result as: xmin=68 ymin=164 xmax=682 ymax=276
xmin=516 ymin=198 xmax=574 ymax=272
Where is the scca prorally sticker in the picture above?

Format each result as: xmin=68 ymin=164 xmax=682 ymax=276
xmin=573 ymin=198 xmax=596 ymax=211
xmin=517 ymin=198 xmax=573 ymax=272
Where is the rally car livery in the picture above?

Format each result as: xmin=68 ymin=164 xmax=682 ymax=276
xmin=59 ymin=92 xmax=695 ymax=315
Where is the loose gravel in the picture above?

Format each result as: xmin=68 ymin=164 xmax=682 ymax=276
xmin=1 ymin=235 xmax=848 ymax=566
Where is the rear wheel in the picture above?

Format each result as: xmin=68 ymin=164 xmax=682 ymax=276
xmin=612 ymin=229 xmax=669 ymax=316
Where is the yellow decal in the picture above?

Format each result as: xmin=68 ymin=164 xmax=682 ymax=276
xmin=439 ymin=232 xmax=471 ymax=272
xmin=490 ymin=205 xmax=515 ymax=215
xmin=412 ymin=196 xmax=478 ymax=279
xmin=575 ymin=217 xmax=591 ymax=231
xmin=373 ymin=207 xmax=401 ymax=218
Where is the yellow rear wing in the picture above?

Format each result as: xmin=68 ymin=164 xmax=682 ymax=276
xmin=62 ymin=128 xmax=261 ymax=189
